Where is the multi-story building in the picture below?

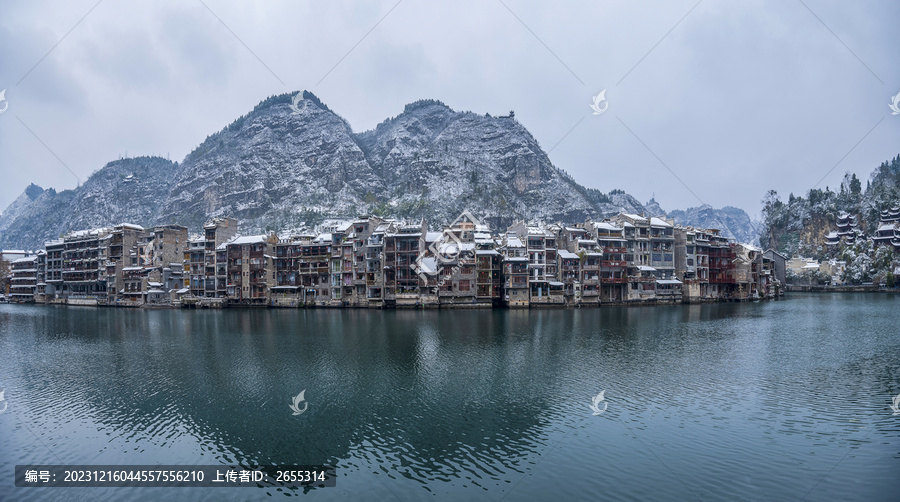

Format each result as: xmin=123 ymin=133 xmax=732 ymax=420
xmin=569 ymin=229 xmax=602 ymax=304
xmin=225 ymin=234 xmax=277 ymax=305
xmin=763 ymin=249 xmax=787 ymax=287
xmin=186 ymin=236 xmax=206 ymax=296
xmin=873 ymin=221 xmax=900 ymax=251
xmin=272 ymin=233 xmax=308 ymax=307
xmin=325 ymin=221 xmax=353 ymax=306
xmin=501 ymin=232 xmax=528 ymax=307
xmin=613 ymin=214 xmax=655 ymax=301
xmin=33 ymin=251 xmax=49 ymax=303
xmin=732 ymin=243 xmax=762 ymax=300
xmin=42 ymin=240 xmax=64 ymax=302
xmin=9 ymin=255 xmax=37 ymax=302
xmin=272 ymin=232 xmax=332 ymax=306
xmin=8 ymin=210 xmax=794 ymax=308
xmin=675 ymin=227 xmax=712 ymax=302
xmin=341 ymin=218 xmax=381 ymax=307
xmin=879 ymin=206 xmax=900 ymax=223
xmin=62 ymin=227 xmax=111 ymax=303
xmin=144 ymin=225 xmax=188 ymax=305
xmin=365 ymin=223 xmax=388 ymax=306
xmin=430 ymin=216 xmax=481 ymax=307
xmin=105 ymin=224 xmax=146 ymax=305
xmin=826 ymin=212 xmax=860 ymax=249
xmin=204 ymin=218 xmax=239 ymax=298
xmin=594 ymin=221 xmax=628 ymax=302
xmin=649 ymin=217 xmax=676 ymax=279
xmin=383 ymin=221 xmax=424 ymax=307
xmin=707 ymin=230 xmax=736 ymax=299
xmin=557 ymin=249 xmax=580 ymax=302
xmin=508 ymin=222 xmax=564 ymax=305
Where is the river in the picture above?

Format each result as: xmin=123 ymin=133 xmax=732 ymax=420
xmin=0 ymin=293 xmax=898 ymax=501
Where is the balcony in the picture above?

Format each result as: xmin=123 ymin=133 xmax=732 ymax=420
xmin=601 ymin=260 xmax=627 ymax=268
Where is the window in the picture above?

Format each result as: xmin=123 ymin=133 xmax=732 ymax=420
xmin=458 ymin=280 xmax=470 ymax=292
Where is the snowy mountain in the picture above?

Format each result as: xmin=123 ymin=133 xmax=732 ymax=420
xmin=646 ymin=199 xmax=760 ymax=245
xmin=0 ymin=157 xmax=177 ymax=250
xmin=0 ymin=92 xmax=645 ymax=249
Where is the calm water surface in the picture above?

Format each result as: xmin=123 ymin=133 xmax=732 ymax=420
xmin=1 ymin=293 xmax=899 ymax=501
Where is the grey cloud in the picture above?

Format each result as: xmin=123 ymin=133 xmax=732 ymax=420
xmin=1 ymin=0 xmax=898 ymax=221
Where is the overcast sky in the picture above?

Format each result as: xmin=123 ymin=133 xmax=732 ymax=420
xmin=1 ymin=0 xmax=898 ymax=219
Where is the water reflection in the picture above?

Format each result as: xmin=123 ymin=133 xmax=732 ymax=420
xmin=1 ymin=294 xmax=899 ymax=500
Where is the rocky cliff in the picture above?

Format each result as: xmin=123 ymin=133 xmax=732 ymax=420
xmin=0 ymin=92 xmax=646 ymax=249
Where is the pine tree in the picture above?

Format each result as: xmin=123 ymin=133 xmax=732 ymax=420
xmin=850 ymin=173 xmax=861 ymax=196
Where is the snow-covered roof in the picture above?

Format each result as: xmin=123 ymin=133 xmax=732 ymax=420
xmin=425 ymin=232 xmax=443 ymax=242
xmin=739 ymin=243 xmax=761 ymax=253
xmin=595 ymin=222 xmax=623 ymax=232
xmin=314 ymin=233 xmax=332 ymax=243
xmin=229 ymin=235 xmax=269 ymax=245
xmin=476 ymin=249 xmax=501 ymax=255
xmin=12 ymin=256 xmax=37 ymax=263
xmin=506 ymin=236 xmax=524 ymax=248
xmin=66 ymin=227 xmax=109 ymax=239
xmin=116 ymin=223 xmax=145 ymax=231
xmin=548 ymin=281 xmax=564 ymax=286
xmin=637 ymin=265 xmax=657 ymax=271
xmin=558 ymin=250 xmax=579 ymax=259
xmin=621 ymin=213 xmax=648 ymax=223
xmin=877 ymin=223 xmax=897 ymax=232
xmin=650 ymin=217 xmax=672 ymax=228
xmin=148 ymin=282 xmax=162 ymax=287
xmin=656 ymin=279 xmax=683 ymax=285
xmin=438 ymin=242 xmax=475 ymax=255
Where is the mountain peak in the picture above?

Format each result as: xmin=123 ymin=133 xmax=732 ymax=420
xmin=25 ymin=183 xmax=44 ymax=201
xmin=0 ymin=94 xmax=647 ymax=248
xmin=403 ymin=99 xmax=452 ymax=114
